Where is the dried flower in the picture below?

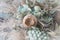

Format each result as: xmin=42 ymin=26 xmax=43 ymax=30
xmin=34 ymin=6 xmax=41 ymax=12
xmin=23 ymin=14 xmax=37 ymax=28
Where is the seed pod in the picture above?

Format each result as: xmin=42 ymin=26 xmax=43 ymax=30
xmin=23 ymin=14 xmax=37 ymax=28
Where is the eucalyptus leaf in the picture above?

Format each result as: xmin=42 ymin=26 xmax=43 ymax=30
xmin=18 ymin=5 xmax=31 ymax=13
xmin=17 ymin=6 xmax=23 ymax=13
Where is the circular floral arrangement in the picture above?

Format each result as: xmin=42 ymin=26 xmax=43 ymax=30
xmin=0 ymin=0 xmax=59 ymax=40
xmin=15 ymin=0 xmax=58 ymax=40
